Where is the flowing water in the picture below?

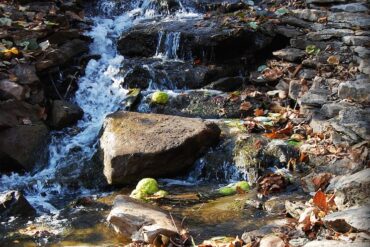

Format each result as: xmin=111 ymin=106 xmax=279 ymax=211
xmin=0 ymin=1 xmax=277 ymax=245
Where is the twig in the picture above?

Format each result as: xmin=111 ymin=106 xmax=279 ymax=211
xmin=49 ymin=73 xmax=64 ymax=100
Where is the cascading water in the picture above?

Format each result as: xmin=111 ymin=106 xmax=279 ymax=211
xmin=0 ymin=0 xmax=203 ymax=217
xmin=155 ymin=31 xmax=182 ymax=60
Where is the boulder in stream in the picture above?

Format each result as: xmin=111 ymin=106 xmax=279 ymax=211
xmin=107 ymin=195 xmax=183 ymax=243
xmin=49 ymin=100 xmax=83 ymax=129
xmin=99 ymin=111 xmax=220 ymax=185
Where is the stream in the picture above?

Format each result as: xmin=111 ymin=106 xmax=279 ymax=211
xmin=1 ymin=0 xmax=284 ymax=246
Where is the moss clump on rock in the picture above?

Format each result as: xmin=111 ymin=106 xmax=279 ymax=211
xmin=130 ymin=178 xmax=169 ymax=200
xmin=151 ymin=91 xmax=169 ymax=105
xmin=217 ymin=181 xmax=250 ymax=196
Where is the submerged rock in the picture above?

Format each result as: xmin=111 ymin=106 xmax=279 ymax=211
xmin=99 ymin=111 xmax=220 ymax=185
xmin=0 ymin=190 xmax=36 ymax=219
xmin=107 ymin=195 xmax=183 ymax=243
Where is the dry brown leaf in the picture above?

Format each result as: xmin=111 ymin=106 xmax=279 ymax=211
xmin=254 ymin=108 xmax=264 ymax=116
xmin=240 ymin=101 xmax=252 ymax=111
xmin=313 ymin=189 xmax=328 ymax=213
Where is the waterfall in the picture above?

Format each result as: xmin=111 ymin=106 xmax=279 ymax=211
xmin=154 ymin=31 xmax=182 ymax=60
xmin=0 ymin=0 xmax=199 ymax=214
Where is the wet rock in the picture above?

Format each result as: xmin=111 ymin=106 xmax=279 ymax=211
xmin=298 ymin=69 xmax=316 ymax=80
xmin=326 ymin=168 xmax=370 ymax=210
xmin=0 ymin=123 xmax=49 ymax=173
xmin=204 ymin=76 xmax=244 ymax=92
xmin=99 ymin=111 xmax=220 ymax=185
xmin=36 ymin=39 xmax=89 ymax=71
xmin=0 ymin=79 xmax=28 ymax=101
xmin=259 ymin=235 xmax=285 ymax=247
xmin=323 ymin=206 xmax=370 ymax=233
xmin=285 ymin=200 xmax=306 ymax=220
xmin=0 ymin=190 xmax=36 ymax=219
xmin=107 ymin=195 xmax=182 ymax=243
xmin=49 ymin=100 xmax=83 ymax=130
xmin=343 ymin=36 xmax=370 ymax=47
xmin=273 ymin=48 xmax=306 ymax=62
xmin=338 ymin=79 xmax=370 ymax=103
xmin=12 ymin=64 xmax=40 ymax=85
xmin=301 ymin=172 xmax=332 ymax=193
xmin=140 ymin=90 xmax=241 ymax=119
xmin=304 ymin=240 xmax=369 ymax=247
xmin=118 ymin=17 xmax=272 ymax=63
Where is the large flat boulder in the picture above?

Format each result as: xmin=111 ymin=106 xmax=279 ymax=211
xmin=99 ymin=111 xmax=220 ymax=185
xmin=107 ymin=195 xmax=183 ymax=243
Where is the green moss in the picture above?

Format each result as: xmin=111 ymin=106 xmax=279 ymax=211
xmin=217 ymin=181 xmax=250 ymax=196
xmin=130 ymin=178 xmax=159 ymax=200
xmin=151 ymin=91 xmax=169 ymax=105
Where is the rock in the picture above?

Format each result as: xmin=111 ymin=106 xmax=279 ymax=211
xmin=263 ymin=140 xmax=299 ymax=165
xmin=306 ymin=0 xmax=347 ymax=3
xmin=120 ymin=58 xmax=240 ymax=89
xmin=304 ymin=240 xmax=369 ymax=247
xmin=343 ymin=36 xmax=370 ymax=47
xmin=117 ymin=17 xmax=272 ymax=63
xmin=289 ymin=80 xmax=304 ymax=100
xmin=36 ymin=39 xmax=89 ymax=71
xmin=99 ymin=111 xmax=220 ymax=185
xmin=326 ymin=168 xmax=370 ymax=210
xmin=285 ymin=200 xmax=306 ymax=219
xmin=323 ymin=206 xmax=370 ymax=233
xmin=273 ymin=48 xmax=306 ymax=62
xmin=49 ymin=100 xmax=83 ymax=129
xmin=0 ymin=190 xmax=36 ymax=218
xmin=0 ymin=123 xmax=49 ymax=173
xmin=12 ymin=64 xmax=40 ymax=85
xmin=0 ymin=100 xmax=44 ymax=130
xmin=139 ymin=90 xmax=242 ymax=119
xmin=338 ymin=79 xmax=370 ymax=103
xmin=259 ymin=235 xmax=285 ymax=247
xmin=301 ymin=172 xmax=332 ymax=193
xmin=320 ymin=102 xmax=352 ymax=119
xmin=327 ymin=12 xmax=370 ymax=29
xmin=307 ymin=29 xmax=354 ymax=41
xmin=298 ymin=69 xmax=317 ymax=80
xmin=0 ymin=79 xmax=28 ymax=100
xmin=204 ymin=76 xmax=244 ymax=92
xmin=332 ymin=108 xmax=370 ymax=141
xmin=331 ymin=3 xmax=369 ymax=13
xmin=289 ymin=238 xmax=309 ymax=247
xmin=107 ymin=195 xmax=182 ymax=243
xmin=299 ymin=88 xmax=328 ymax=108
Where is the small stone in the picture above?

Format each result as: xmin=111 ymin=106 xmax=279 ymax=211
xmin=304 ymin=240 xmax=369 ymax=247
xmin=12 ymin=64 xmax=39 ymax=85
xmin=289 ymin=80 xmax=303 ymax=100
xmin=273 ymin=48 xmax=306 ymax=62
xmin=259 ymin=235 xmax=285 ymax=247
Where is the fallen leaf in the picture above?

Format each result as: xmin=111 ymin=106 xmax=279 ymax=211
xmin=263 ymin=68 xmax=283 ymax=81
xmin=240 ymin=101 xmax=252 ymax=111
xmin=254 ymin=108 xmax=264 ymax=116
xmin=312 ymin=189 xmax=328 ymax=212
xmin=327 ymin=55 xmax=340 ymax=65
